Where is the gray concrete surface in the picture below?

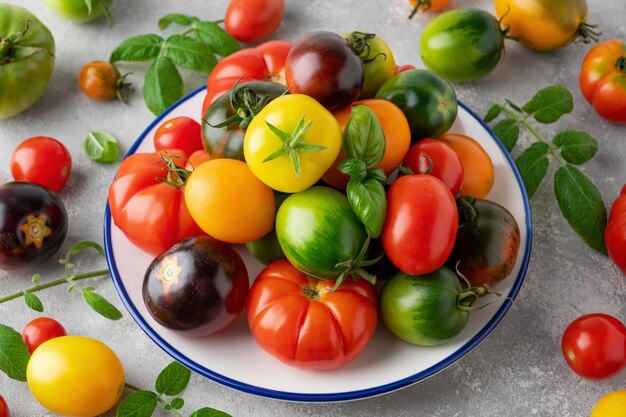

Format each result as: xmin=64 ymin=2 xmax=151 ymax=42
xmin=1 ymin=0 xmax=625 ymax=415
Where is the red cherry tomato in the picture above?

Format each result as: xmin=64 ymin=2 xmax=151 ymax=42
xmin=402 ymin=138 xmax=464 ymax=196
xmin=0 ymin=395 xmax=8 ymax=417
xmin=154 ymin=117 xmax=203 ymax=156
xmin=224 ymin=0 xmax=284 ymax=44
xmin=382 ymin=175 xmax=458 ymax=275
xmin=606 ymin=185 xmax=626 ymax=275
xmin=10 ymin=136 xmax=72 ymax=192
xmin=21 ymin=317 xmax=67 ymax=354
xmin=562 ymin=313 xmax=626 ymax=379
xmin=247 ymin=259 xmax=378 ymax=370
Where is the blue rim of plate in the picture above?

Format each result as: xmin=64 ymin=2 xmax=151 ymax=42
xmin=104 ymin=85 xmax=533 ymax=403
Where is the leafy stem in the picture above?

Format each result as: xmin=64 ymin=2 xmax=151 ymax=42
xmin=333 ymin=236 xmax=381 ymax=291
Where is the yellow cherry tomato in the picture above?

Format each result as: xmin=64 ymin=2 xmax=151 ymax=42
xmin=184 ymin=158 xmax=275 ymax=243
xmin=591 ymin=391 xmax=626 ymax=417
xmin=27 ymin=336 xmax=124 ymax=417
xmin=244 ymin=94 xmax=342 ymax=193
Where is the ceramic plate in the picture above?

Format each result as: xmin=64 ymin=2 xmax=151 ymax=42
xmin=104 ymin=85 xmax=532 ymax=402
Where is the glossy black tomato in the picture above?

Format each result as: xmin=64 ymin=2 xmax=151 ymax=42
xmin=285 ymin=31 xmax=364 ymax=112
xmin=0 ymin=182 xmax=68 ymax=271
xmin=143 ymin=236 xmax=249 ymax=336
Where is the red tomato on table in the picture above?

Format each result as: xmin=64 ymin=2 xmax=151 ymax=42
xmin=606 ymin=184 xmax=626 ymax=275
xmin=21 ymin=317 xmax=67 ymax=354
xmin=10 ymin=136 xmax=71 ymax=192
xmin=0 ymin=395 xmax=8 ymax=417
xmin=224 ymin=0 xmax=284 ymax=44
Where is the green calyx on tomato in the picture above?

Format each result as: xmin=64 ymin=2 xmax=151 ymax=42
xmin=209 ymin=80 xmax=280 ymax=130
xmin=343 ymin=32 xmax=396 ymax=99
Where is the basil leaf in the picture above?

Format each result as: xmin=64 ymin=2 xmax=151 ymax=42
xmin=143 ymin=57 xmax=184 ymax=116
xmin=554 ymin=165 xmax=608 ymax=254
xmin=346 ymin=177 xmax=387 ymax=238
xmin=164 ymin=35 xmax=217 ymax=73
xmin=194 ymin=20 xmax=241 ymax=57
xmin=83 ymin=131 xmax=119 ymax=163
xmin=155 ymin=361 xmax=191 ymax=396
xmin=110 ymin=34 xmax=164 ymax=63
xmin=0 ymin=324 xmax=30 ymax=381
xmin=67 ymin=240 xmax=105 ymax=257
xmin=82 ymin=289 xmax=123 ymax=320
xmin=189 ymin=407 xmax=233 ymax=417
xmin=515 ymin=142 xmax=549 ymax=199
xmin=492 ymin=118 xmax=520 ymax=152
xmin=367 ymin=168 xmax=387 ymax=183
xmin=337 ymin=159 xmax=367 ymax=180
xmin=522 ymin=85 xmax=573 ymax=124
xmin=484 ymin=104 xmax=502 ymax=122
xmin=116 ymin=391 xmax=158 ymax=417
xmin=343 ymin=105 xmax=386 ymax=167
xmin=552 ymin=130 xmax=598 ymax=165
xmin=159 ymin=13 xmax=193 ymax=29
xmin=24 ymin=291 xmax=44 ymax=312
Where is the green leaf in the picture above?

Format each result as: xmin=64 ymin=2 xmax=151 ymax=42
xmin=24 ymin=291 xmax=44 ymax=312
xmin=84 ymin=0 xmax=93 ymax=14
xmin=515 ymin=142 xmax=550 ymax=199
xmin=82 ymin=289 xmax=123 ymax=321
xmin=170 ymin=398 xmax=184 ymax=410
xmin=337 ymin=158 xmax=367 ymax=180
xmin=189 ymin=408 xmax=233 ymax=417
xmin=159 ymin=13 xmax=193 ymax=29
xmin=522 ymin=85 xmax=573 ymax=124
xmin=552 ymin=130 xmax=598 ymax=165
xmin=346 ymin=177 xmax=387 ymax=238
xmin=194 ymin=21 xmax=240 ymax=57
xmin=492 ymin=118 xmax=520 ymax=152
xmin=143 ymin=57 xmax=184 ymax=116
xmin=0 ymin=324 xmax=30 ymax=381
xmin=155 ymin=361 xmax=191 ymax=396
xmin=505 ymin=99 xmax=523 ymax=113
xmin=110 ymin=34 xmax=164 ymax=63
xmin=554 ymin=165 xmax=608 ymax=254
xmin=164 ymin=35 xmax=217 ymax=73
xmin=68 ymin=240 xmax=105 ymax=257
xmin=31 ymin=274 xmax=41 ymax=285
xmin=116 ymin=391 xmax=158 ymax=417
xmin=484 ymin=104 xmax=502 ymax=122
xmin=83 ymin=131 xmax=119 ymax=163
xmin=342 ymin=105 xmax=386 ymax=167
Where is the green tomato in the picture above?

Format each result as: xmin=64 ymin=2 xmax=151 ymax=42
xmin=275 ymin=186 xmax=367 ymax=279
xmin=420 ymin=8 xmax=505 ymax=81
xmin=344 ymin=32 xmax=397 ymax=99
xmin=0 ymin=4 xmax=55 ymax=120
xmin=44 ymin=0 xmax=113 ymax=23
xmin=375 ymin=69 xmax=457 ymax=142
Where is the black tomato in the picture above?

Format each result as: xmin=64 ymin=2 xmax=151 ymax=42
xmin=142 ymin=236 xmax=249 ymax=336
xmin=0 ymin=181 xmax=68 ymax=271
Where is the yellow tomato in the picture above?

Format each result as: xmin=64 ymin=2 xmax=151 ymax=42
xmin=27 ymin=336 xmax=124 ymax=417
xmin=591 ymin=391 xmax=626 ymax=417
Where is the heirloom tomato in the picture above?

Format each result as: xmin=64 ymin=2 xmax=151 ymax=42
xmin=184 ymin=159 xmax=275 ymax=244
xmin=78 ymin=61 xmax=129 ymax=101
xmin=562 ymin=313 xmax=626 ymax=379
xmin=108 ymin=149 xmax=204 ymax=256
xmin=343 ymin=32 xmax=396 ymax=99
xmin=247 ymin=259 xmax=378 ymax=370
xmin=605 ymin=185 xmax=626 ymax=275
xmin=0 ymin=396 xmax=7 ymax=417
xmin=244 ymin=94 xmax=341 ymax=193
xmin=27 ymin=336 xmax=124 ymax=417
xmin=382 ymin=175 xmax=458 ymax=275
xmin=323 ymin=99 xmax=411 ymax=190
xmin=185 ymin=149 xmax=211 ymax=171
xmin=408 ymin=0 xmax=452 ymax=17
xmin=579 ymin=40 xmax=626 ymax=124
xmin=154 ymin=116 xmax=203 ymax=156
xmin=591 ymin=391 xmax=626 ymax=417
xmin=402 ymin=138 xmax=463 ymax=196
xmin=21 ymin=317 xmax=67 ymax=354
xmin=10 ymin=136 xmax=72 ymax=192
xmin=225 ymin=0 xmax=284 ymax=43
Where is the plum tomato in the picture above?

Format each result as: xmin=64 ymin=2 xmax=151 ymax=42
xmin=0 ymin=395 xmax=7 ymax=417
xmin=21 ymin=317 xmax=67 ymax=354
xmin=153 ymin=116 xmax=203 ymax=156
xmin=591 ymin=391 xmax=626 ymax=417
xmin=78 ymin=61 xmax=129 ymax=101
xmin=0 ymin=182 xmax=68 ymax=271
xmin=562 ymin=313 xmax=626 ymax=380
xmin=402 ymin=138 xmax=463 ymax=196
xmin=224 ymin=0 xmax=284 ymax=44
xmin=343 ymin=32 xmax=396 ymax=99
xmin=606 ymin=185 xmax=626 ymax=275
xmin=10 ymin=136 xmax=72 ymax=192
xmin=246 ymin=259 xmax=378 ymax=370
xmin=285 ymin=31 xmax=364 ymax=112
xmin=143 ymin=236 xmax=248 ymax=336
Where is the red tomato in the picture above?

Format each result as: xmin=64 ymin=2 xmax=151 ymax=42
xmin=246 ymin=259 xmax=378 ymax=370
xmin=382 ymin=175 xmax=458 ymax=275
xmin=402 ymin=138 xmax=464 ymax=196
xmin=154 ymin=117 xmax=203 ymax=156
xmin=395 ymin=64 xmax=416 ymax=74
xmin=202 ymin=40 xmax=292 ymax=115
xmin=21 ymin=317 xmax=67 ymax=354
xmin=108 ymin=149 xmax=204 ymax=255
xmin=562 ymin=313 xmax=626 ymax=379
xmin=0 ymin=395 xmax=8 ymax=417
xmin=580 ymin=40 xmax=626 ymax=124
xmin=185 ymin=149 xmax=211 ymax=171
xmin=224 ymin=0 xmax=284 ymax=44
xmin=606 ymin=185 xmax=626 ymax=275
xmin=10 ymin=136 xmax=72 ymax=192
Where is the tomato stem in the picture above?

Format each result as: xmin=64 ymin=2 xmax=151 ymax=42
xmin=617 ymin=56 xmax=626 ymax=72
xmin=408 ymin=0 xmax=431 ymax=18
xmin=0 ymin=39 xmax=10 ymax=61
xmin=575 ymin=23 xmax=601 ymax=45
xmin=346 ymin=32 xmax=386 ymax=64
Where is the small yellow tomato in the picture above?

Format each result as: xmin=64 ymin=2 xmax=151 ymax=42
xmin=591 ymin=391 xmax=626 ymax=417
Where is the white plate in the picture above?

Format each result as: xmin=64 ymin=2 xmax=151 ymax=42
xmin=104 ymin=85 xmax=532 ymax=402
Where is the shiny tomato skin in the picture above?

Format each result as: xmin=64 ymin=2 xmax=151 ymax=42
xmin=78 ymin=61 xmax=122 ymax=101
xmin=246 ymin=259 xmax=378 ymax=370
xmin=0 ymin=395 xmax=7 ymax=417
xmin=154 ymin=117 xmax=203 ymax=156
xmin=402 ymin=138 xmax=463 ymax=196
xmin=591 ymin=391 xmax=626 ymax=417
xmin=21 ymin=317 xmax=67 ymax=354
xmin=606 ymin=186 xmax=626 ymax=275
xmin=10 ymin=136 xmax=71 ymax=192
xmin=562 ymin=313 xmax=626 ymax=379
xmin=409 ymin=0 xmax=452 ymax=13
xmin=225 ymin=0 xmax=284 ymax=43
xmin=382 ymin=175 xmax=458 ymax=275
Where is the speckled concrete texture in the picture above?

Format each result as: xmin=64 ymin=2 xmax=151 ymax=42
xmin=0 ymin=0 xmax=625 ymax=416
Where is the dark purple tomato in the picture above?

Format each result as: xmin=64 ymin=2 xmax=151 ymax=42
xmin=285 ymin=31 xmax=364 ymax=112
xmin=0 ymin=182 xmax=68 ymax=271
xmin=143 ymin=236 xmax=249 ymax=336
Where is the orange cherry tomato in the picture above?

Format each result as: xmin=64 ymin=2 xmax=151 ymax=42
xmin=408 ymin=0 xmax=452 ymax=17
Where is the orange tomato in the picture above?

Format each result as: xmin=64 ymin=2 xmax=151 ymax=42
xmin=409 ymin=0 xmax=452 ymax=17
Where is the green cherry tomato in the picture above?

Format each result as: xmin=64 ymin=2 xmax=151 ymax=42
xmin=420 ymin=8 xmax=505 ymax=81
xmin=44 ymin=0 xmax=113 ymax=23
xmin=344 ymin=32 xmax=397 ymax=99
xmin=376 ymin=69 xmax=457 ymax=142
